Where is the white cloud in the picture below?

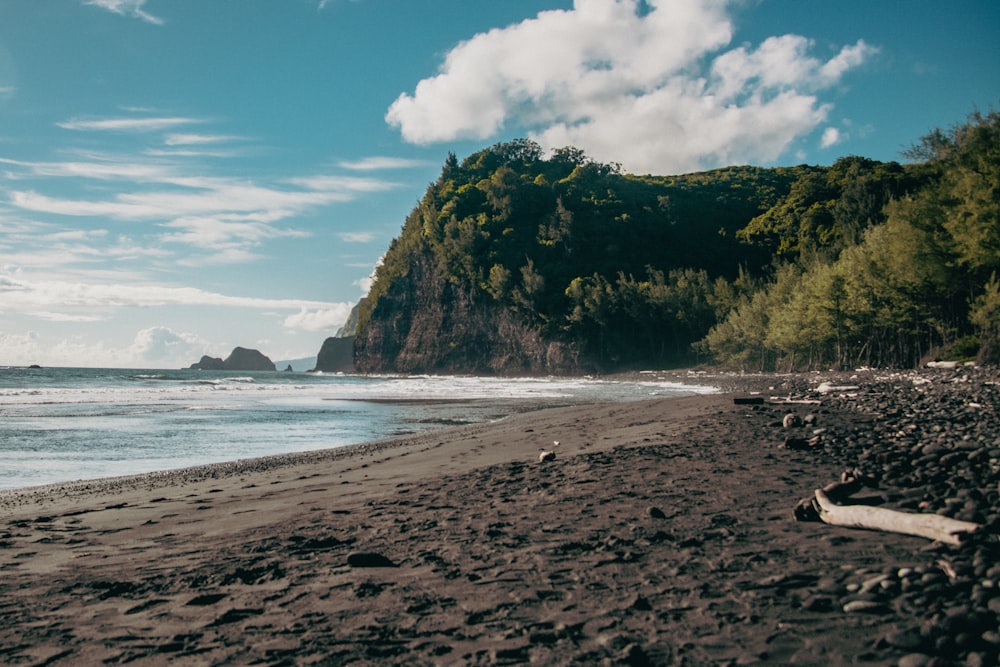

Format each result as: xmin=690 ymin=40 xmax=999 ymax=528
xmin=27 ymin=311 xmax=105 ymax=323
xmin=58 ymin=116 xmax=199 ymax=132
xmin=3 ymin=158 xmax=401 ymax=259
xmin=0 ymin=327 xmax=208 ymax=368
xmin=143 ymin=148 xmax=238 ymax=158
xmin=128 ymin=326 xmax=205 ymax=362
xmin=337 ymin=156 xmax=432 ymax=171
xmin=386 ymin=0 xmax=878 ymax=174
xmin=0 ymin=269 xmax=346 ymax=315
xmin=164 ymin=133 xmax=242 ymax=146
xmin=283 ymin=305 xmax=355 ymax=332
xmin=159 ymin=215 xmax=309 ymax=257
xmin=83 ymin=0 xmax=164 ymax=25
xmin=6 ymin=158 xmax=398 ymax=227
xmin=0 ymin=156 xmax=175 ymax=181
xmin=355 ymin=254 xmax=383 ymax=295
xmin=2 ymin=138 xmax=405 ymax=273
xmin=0 ymin=330 xmax=43 ymax=365
xmin=820 ymin=126 xmax=841 ymax=149
xmin=0 ymin=223 xmax=170 ymax=277
xmin=338 ymin=231 xmax=375 ymax=243
xmin=316 ymin=0 xmax=356 ymax=10
xmin=285 ymin=174 xmax=399 ymax=193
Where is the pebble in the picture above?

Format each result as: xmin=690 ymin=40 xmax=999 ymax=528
xmin=897 ymin=654 xmax=931 ymax=667
xmin=843 ymin=599 xmax=890 ymax=614
xmin=773 ymin=367 xmax=1000 ymax=665
xmin=885 ymin=627 xmax=924 ymax=651
xmin=346 ymin=552 xmax=397 ymax=568
xmin=782 ymin=413 xmax=802 ymax=428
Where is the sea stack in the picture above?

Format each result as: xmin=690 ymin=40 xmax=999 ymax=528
xmin=188 ymin=347 xmax=276 ymax=371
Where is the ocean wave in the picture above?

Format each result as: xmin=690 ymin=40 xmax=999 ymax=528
xmin=196 ymin=376 xmax=256 ymax=386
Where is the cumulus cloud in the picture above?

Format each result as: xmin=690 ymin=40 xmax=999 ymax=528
xmin=127 ymin=326 xmax=205 ymax=362
xmin=0 ymin=327 xmax=207 ymax=368
xmin=386 ymin=0 xmax=877 ymax=174
xmin=355 ymin=254 xmax=384 ymax=295
xmin=283 ymin=305 xmax=355 ymax=332
xmin=0 ymin=330 xmax=46 ymax=366
xmin=820 ymin=127 xmax=842 ymax=149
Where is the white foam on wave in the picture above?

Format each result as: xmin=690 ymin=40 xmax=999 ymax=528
xmin=0 ymin=369 xmax=721 ymax=490
xmin=1 ymin=373 xmax=717 ymax=410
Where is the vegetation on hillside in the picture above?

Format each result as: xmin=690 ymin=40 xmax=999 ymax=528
xmin=359 ymin=109 xmax=999 ymax=371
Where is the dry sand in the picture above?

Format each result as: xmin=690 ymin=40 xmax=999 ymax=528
xmin=0 ymin=388 xmax=972 ymax=665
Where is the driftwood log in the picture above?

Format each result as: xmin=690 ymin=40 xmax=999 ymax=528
xmin=812 ymin=489 xmax=981 ymax=546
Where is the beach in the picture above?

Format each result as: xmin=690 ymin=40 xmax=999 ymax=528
xmin=1 ymin=369 xmax=998 ymax=666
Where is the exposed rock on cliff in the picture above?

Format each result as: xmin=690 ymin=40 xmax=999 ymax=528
xmin=313 ymin=336 xmax=355 ymax=373
xmin=354 ymin=252 xmax=582 ymax=375
xmin=188 ymin=347 xmax=276 ymax=371
xmin=335 ymin=298 xmax=364 ymax=338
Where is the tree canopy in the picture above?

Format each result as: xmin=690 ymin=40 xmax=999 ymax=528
xmin=359 ymin=109 xmax=1000 ymax=371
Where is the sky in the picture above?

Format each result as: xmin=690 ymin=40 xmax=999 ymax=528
xmin=0 ymin=0 xmax=997 ymax=369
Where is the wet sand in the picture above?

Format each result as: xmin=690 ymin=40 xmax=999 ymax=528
xmin=0 ymin=375 xmax=995 ymax=666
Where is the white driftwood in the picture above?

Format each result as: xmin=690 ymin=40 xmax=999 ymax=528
xmin=813 ymin=490 xmax=980 ymax=546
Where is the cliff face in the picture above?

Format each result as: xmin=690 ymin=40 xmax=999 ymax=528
xmin=188 ymin=347 xmax=276 ymax=371
xmin=313 ymin=336 xmax=355 ymax=373
xmin=353 ymin=252 xmax=583 ymax=375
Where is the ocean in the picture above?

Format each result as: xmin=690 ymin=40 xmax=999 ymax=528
xmin=0 ymin=367 xmax=716 ymax=491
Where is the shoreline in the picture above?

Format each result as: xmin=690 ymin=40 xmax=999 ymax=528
xmin=0 ymin=370 xmax=718 ymax=494
xmin=2 ymin=369 xmax=998 ymax=666
xmin=0 ymin=392 xmax=724 ymax=510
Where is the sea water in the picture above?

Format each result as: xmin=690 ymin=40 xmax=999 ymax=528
xmin=0 ymin=367 xmax=716 ymax=490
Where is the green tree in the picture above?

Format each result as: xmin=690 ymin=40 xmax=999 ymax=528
xmin=970 ymin=274 xmax=1000 ymax=364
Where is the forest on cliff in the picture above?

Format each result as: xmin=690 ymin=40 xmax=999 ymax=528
xmin=355 ymin=109 xmax=999 ymax=372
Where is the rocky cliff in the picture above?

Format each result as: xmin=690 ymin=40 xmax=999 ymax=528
xmin=188 ymin=347 xmax=276 ymax=371
xmin=313 ymin=336 xmax=355 ymax=373
xmin=353 ymin=251 xmax=583 ymax=375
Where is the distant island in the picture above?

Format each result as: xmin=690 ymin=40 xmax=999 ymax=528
xmin=188 ymin=347 xmax=276 ymax=371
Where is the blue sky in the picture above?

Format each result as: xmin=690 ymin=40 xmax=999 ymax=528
xmin=0 ymin=0 xmax=997 ymax=369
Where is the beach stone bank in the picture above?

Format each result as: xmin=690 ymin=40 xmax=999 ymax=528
xmin=741 ymin=366 xmax=1000 ymax=666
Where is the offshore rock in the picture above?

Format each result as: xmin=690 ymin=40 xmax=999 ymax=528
xmin=189 ymin=355 xmax=226 ymax=370
xmin=188 ymin=347 xmax=276 ymax=371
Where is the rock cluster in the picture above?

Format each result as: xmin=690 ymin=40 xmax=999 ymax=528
xmin=772 ymin=367 xmax=1000 ymax=666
